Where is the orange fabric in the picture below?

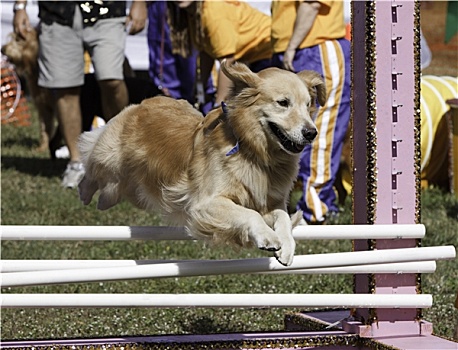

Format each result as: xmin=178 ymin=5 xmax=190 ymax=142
xmin=200 ymin=0 xmax=272 ymax=63
xmin=271 ymin=1 xmax=346 ymax=53
xmin=345 ymin=23 xmax=351 ymax=41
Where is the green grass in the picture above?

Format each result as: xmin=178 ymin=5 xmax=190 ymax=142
xmin=1 ymin=109 xmax=457 ymax=341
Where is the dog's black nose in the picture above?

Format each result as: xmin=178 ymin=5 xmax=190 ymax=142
xmin=303 ymin=128 xmax=318 ymax=142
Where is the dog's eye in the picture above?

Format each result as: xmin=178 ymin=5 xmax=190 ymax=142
xmin=277 ymin=99 xmax=289 ymax=108
xmin=307 ymin=101 xmax=311 ymax=107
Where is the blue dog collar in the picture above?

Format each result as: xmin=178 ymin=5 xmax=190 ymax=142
xmin=226 ymin=141 xmax=240 ymax=156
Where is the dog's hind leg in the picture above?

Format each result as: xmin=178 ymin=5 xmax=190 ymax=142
xmin=78 ymin=176 xmax=98 ymax=205
xmin=97 ymin=182 xmax=121 ymax=210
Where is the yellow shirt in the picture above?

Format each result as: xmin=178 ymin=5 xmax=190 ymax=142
xmin=199 ymin=0 xmax=272 ymax=63
xmin=271 ymin=1 xmax=346 ymax=53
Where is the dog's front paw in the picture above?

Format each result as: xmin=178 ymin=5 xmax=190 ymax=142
xmin=274 ymin=237 xmax=296 ymax=266
xmin=250 ymin=227 xmax=282 ymax=252
xmin=256 ymin=237 xmax=282 ymax=252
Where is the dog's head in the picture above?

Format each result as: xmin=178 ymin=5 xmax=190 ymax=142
xmin=1 ymin=29 xmax=39 ymax=77
xmin=221 ymin=61 xmax=326 ymax=156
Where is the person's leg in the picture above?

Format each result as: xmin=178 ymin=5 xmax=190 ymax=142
xmin=53 ymin=87 xmax=85 ymax=189
xmin=98 ymin=79 xmax=129 ymax=120
xmin=147 ymin=1 xmax=195 ymax=101
xmin=175 ymin=52 xmax=197 ymax=103
xmin=85 ymin=17 xmax=128 ymax=120
xmin=53 ymin=87 xmax=82 ymax=162
xmin=295 ymin=40 xmax=351 ymax=223
xmin=38 ymin=5 xmax=85 ymax=187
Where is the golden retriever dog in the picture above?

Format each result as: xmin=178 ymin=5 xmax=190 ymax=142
xmin=1 ymin=29 xmax=56 ymax=153
xmin=78 ymin=61 xmax=326 ymax=266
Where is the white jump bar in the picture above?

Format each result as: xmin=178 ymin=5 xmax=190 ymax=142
xmin=1 ymin=246 xmax=454 ymax=288
xmin=0 ymin=260 xmax=437 ymax=274
xmin=1 ymin=224 xmax=426 ymax=241
xmin=0 ymin=293 xmax=433 ymax=309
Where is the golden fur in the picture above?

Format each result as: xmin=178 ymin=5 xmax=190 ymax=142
xmin=79 ymin=61 xmax=326 ymax=266
xmin=1 ymin=30 xmax=57 ymax=152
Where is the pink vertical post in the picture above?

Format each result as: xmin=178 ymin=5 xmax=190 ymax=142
xmin=348 ymin=0 xmax=424 ymax=337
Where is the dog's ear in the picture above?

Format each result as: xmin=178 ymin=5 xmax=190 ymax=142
xmin=297 ymin=70 xmax=327 ymax=107
xmin=220 ymin=60 xmax=261 ymax=94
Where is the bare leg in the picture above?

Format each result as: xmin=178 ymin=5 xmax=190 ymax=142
xmin=98 ymin=79 xmax=128 ymax=121
xmin=54 ymin=87 xmax=82 ymax=162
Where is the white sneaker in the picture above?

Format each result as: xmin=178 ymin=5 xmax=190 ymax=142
xmin=62 ymin=161 xmax=85 ymax=189
xmin=55 ymin=146 xmax=70 ymax=159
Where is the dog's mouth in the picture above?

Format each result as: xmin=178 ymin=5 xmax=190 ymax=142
xmin=268 ymin=122 xmax=305 ymax=154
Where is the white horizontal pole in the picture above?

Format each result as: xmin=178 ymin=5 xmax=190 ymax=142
xmin=1 ymin=224 xmax=425 ymax=241
xmin=0 ymin=259 xmax=437 ymax=274
xmin=292 ymin=224 xmax=425 ymax=240
xmin=0 ymin=226 xmax=192 ymax=241
xmin=1 ymin=246 xmax=454 ymax=288
xmin=0 ymin=293 xmax=433 ymax=309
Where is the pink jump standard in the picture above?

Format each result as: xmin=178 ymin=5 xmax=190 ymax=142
xmin=313 ymin=1 xmax=455 ymax=349
xmin=350 ymin=0 xmax=421 ymax=338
